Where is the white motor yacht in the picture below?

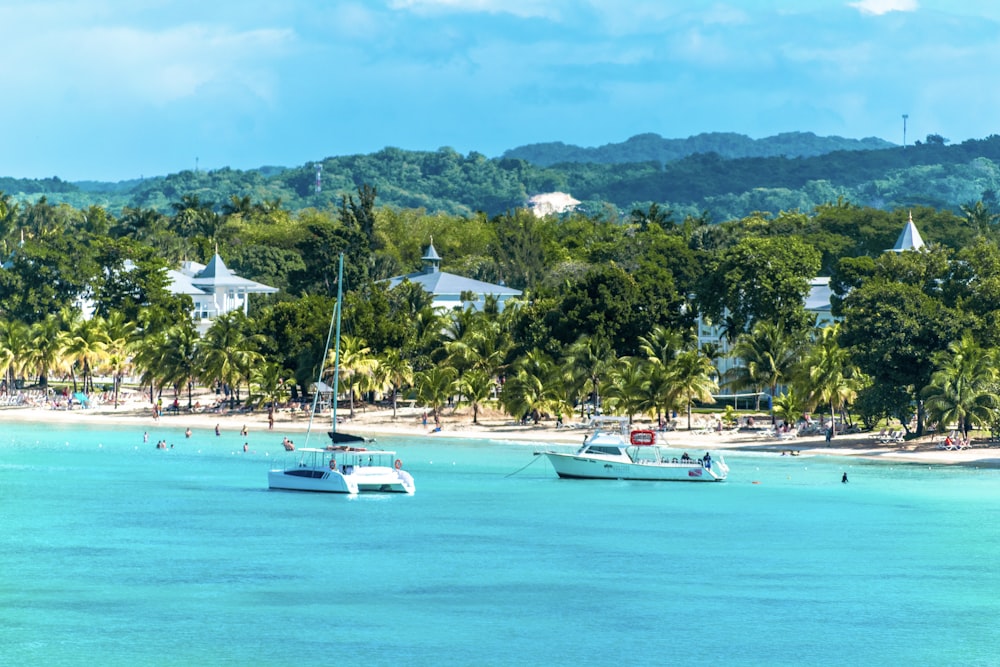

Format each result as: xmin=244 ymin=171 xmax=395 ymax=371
xmin=543 ymin=417 xmax=728 ymax=482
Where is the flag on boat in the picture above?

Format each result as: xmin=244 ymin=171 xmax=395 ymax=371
xmin=689 ymin=468 xmax=703 ymax=477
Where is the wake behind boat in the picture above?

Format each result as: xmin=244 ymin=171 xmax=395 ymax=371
xmin=542 ymin=416 xmax=728 ymax=482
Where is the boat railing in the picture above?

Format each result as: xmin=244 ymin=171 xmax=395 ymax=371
xmin=630 ymin=449 xmax=717 ymax=468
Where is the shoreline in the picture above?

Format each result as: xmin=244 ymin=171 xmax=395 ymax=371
xmin=4 ymin=400 xmax=1000 ymax=469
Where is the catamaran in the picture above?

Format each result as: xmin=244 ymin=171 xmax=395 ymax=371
xmin=268 ymin=252 xmax=415 ymax=494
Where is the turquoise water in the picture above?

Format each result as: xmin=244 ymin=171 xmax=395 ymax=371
xmin=1 ymin=422 xmax=998 ymax=666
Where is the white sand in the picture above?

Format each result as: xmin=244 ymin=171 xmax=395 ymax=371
xmin=3 ymin=398 xmax=999 ymax=468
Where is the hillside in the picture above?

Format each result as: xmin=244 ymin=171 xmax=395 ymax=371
xmin=501 ymin=131 xmax=896 ymax=166
xmin=3 ymin=132 xmax=1000 ymax=222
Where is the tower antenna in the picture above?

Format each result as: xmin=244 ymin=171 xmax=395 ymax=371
xmin=902 ymin=114 xmax=908 ymax=149
xmin=315 ymin=163 xmax=322 ymax=194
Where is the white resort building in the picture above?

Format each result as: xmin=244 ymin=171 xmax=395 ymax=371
xmin=386 ymin=241 xmax=521 ymax=312
xmin=167 ymin=253 xmax=278 ymax=333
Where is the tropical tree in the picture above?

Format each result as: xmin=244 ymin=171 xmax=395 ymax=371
xmin=602 ymin=357 xmax=651 ymax=423
xmin=199 ymin=312 xmax=263 ymax=408
xmin=0 ymin=319 xmax=32 ymax=390
xmin=377 ymin=349 xmax=414 ymax=419
xmin=414 ymin=366 xmax=458 ymax=421
xmin=159 ymin=321 xmax=202 ymax=409
xmin=921 ymin=334 xmax=999 ymax=438
xmin=773 ymin=386 xmax=808 ymax=428
xmin=61 ymin=316 xmax=110 ymax=393
xmin=668 ymin=348 xmax=719 ymax=430
xmin=563 ymin=334 xmax=615 ymax=418
xmin=249 ymin=361 xmax=294 ymax=410
xmin=801 ymin=323 xmax=862 ymax=436
xmin=100 ymin=310 xmax=137 ymax=408
xmin=25 ymin=311 xmax=69 ymax=388
xmin=499 ymin=351 xmax=567 ymax=424
xmin=331 ymin=334 xmax=377 ymax=417
xmin=457 ymin=368 xmax=495 ymax=424
xmin=726 ymin=320 xmax=805 ymax=419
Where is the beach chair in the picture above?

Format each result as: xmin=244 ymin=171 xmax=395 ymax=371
xmin=869 ymin=428 xmax=887 ymax=440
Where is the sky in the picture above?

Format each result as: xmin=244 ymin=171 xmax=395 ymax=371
xmin=4 ymin=0 xmax=1000 ymax=181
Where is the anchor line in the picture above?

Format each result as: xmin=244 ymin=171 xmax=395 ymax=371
xmin=506 ymin=453 xmax=544 ymax=478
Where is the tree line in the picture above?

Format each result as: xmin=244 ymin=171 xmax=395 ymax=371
xmin=8 ymin=133 xmax=1000 ymax=224
xmin=1 ymin=187 xmax=1000 ymax=439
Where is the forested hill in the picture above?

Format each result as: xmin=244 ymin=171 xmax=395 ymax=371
xmin=6 ymin=133 xmax=1000 ymax=222
xmin=501 ymin=131 xmax=896 ymax=166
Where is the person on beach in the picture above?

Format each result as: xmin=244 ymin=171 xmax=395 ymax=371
xmin=243 ymin=442 xmax=248 ymax=453
xmin=215 ymin=424 xmax=221 ymax=436
xmin=241 ymin=424 xmax=248 ymax=436
xmin=268 ymin=407 xmax=274 ymax=431
xmin=143 ymin=431 xmax=149 ymax=443
xmin=185 ymin=428 xmax=192 ymax=438
xmin=842 ymin=472 xmax=849 ymax=483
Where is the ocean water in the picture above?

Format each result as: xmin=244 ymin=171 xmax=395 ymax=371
xmin=1 ymin=421 xmax=998 ymax=666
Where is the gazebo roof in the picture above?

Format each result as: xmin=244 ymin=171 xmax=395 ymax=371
xmin=190 ymin=253 xmax=278 ymax=293
xmin=889 ymin=212 xmax=925 ymax=252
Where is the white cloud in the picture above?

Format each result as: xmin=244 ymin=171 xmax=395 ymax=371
xmin=849 ymin=0 xmax=919 ymax=16
xmin=0 ymin=20 xmax=293 ymax=108
xmin=388 ymin=0 xmax=562 ymax=20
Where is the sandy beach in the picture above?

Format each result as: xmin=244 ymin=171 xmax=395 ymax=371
xmin=4 ymin=393 xmax=1000 ymax=469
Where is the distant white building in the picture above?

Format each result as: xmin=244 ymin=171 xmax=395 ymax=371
xmin=167 ymin=253 xmax=278 ymax=333
xmin=386 ymin=241 xmax=521 ymax=312
xmin=528 ymin=192 xmax=580 ymax=217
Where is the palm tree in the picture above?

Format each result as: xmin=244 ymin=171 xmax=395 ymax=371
xmin=249 ymin=361 xmax=294 ymax=410
xmin=457 ymin=369 xmax=495 ymax=424
xmin=414 ymin=366 xmax=458 ymax=422
xmin=0 ymin=319 xmax=33 ymax=391
xmin=638 ymin=325 xmax=689 ymax=368
xmin=499 ymin=352 xmax=567 ymax=424
xmin=602 ymin=357 xmax=651 ymax=423
xmin=668 ymin=348 xmax=719 ymax=430
xmin=331 ymin=334 xmax=377 ymax=417
xmin=25 ymin=311 xmax=69 ymax=388
xmin=61 ymin=316 xmax=110 ymax=394
xmin=773 ymin=386 xmax=808 ymax=427
xmin=727 ymin=320 xmax=804 ymax=420
xmin=198 ymin=312 xmax=262 ymax=408
xmin=100 ymin=310 xmax=137 ymax=408
xmin=922 ymin=334 xmax=999 ymax=439
xmin=563 ymin=334 xmax=615 ymax=418
xmin=159 ymin=321 xmax=202 ymax=409
xmin=802 ymin=323 xmax=862 ymax=436
xmin=131 ymin=330 xmax=169 ymax=405
xmin=377 ymin=349 xmax=414 ymax=419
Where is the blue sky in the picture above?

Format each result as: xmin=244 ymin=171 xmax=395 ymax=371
xmin=3 ymin=0 xmax=1000 ymax=181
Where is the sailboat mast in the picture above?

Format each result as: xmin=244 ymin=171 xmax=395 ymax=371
xmin=331 ymin=252 xmax=345 ymax=433
xmin=302 ymin=255 xmax=340 ymax=447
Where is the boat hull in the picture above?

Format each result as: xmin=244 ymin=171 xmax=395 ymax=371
xmin=351 ymin=467 xmax=416 ymax=494
xmin=544 ymin=452 xmax=726 ymax=482
xmin=267 ymin=468 xmax=359 ymax=494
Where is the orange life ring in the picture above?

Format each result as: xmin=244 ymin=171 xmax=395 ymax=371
xmin=394 ymin=459 xmax=402 ymax=470
xmin=329 ymin=459 xmax=337 ymax=470
xmin=630 ymin=430 xmax=656 ymax=446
